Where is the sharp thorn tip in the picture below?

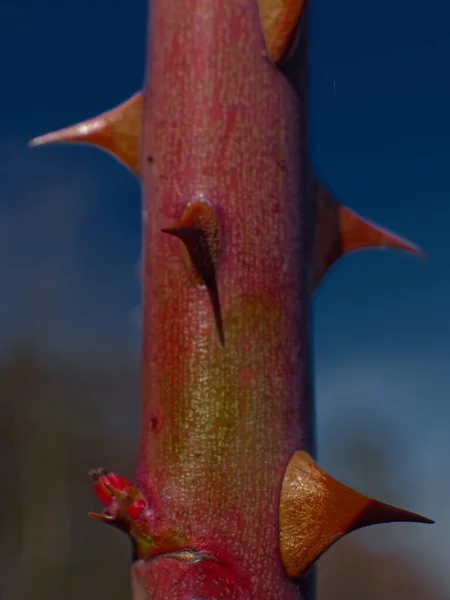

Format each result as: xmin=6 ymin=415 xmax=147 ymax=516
xmin=420 ymin=516 xmax=435 ymax=524
xmin=28 ymin=137 xmax=42 ymax=148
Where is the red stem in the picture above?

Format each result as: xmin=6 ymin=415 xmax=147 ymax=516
xmin=134 ymin=0 xmax=313 ymax=597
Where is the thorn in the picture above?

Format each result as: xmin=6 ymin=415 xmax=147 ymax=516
xmin=279 ymin=451 xmax=433 ymax=579
xmin=161 ymin=200 xmax=224 ymax=346
xmin=257 ymin=0 xmax=306 ymax=62
xmin=162 ymin=226 xmax=225 ymax=347
xmin=351 ymin=498 xmax=434 ymax=529
xmin=28 ymin=91 xmax=143 ymax=176
xmin=314 ymin=181 xmax=425 ymax=290
xmin=206 ymin=276 xmax=225 ymax=347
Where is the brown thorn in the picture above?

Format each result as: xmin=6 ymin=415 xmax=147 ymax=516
xmin=206 ymin=274 xmax=225 ymax=347
xmin=280 ymin=451 xmax=433 ymax=580
xmin=314 ymin=181 xmax=426 ymax=290
xmin=28 ymin=91 xmax=143 ymax=176
xmin=257 ymin=0 xmax=307 ymax=63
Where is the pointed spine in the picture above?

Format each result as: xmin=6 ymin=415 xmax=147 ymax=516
xmin=160 ymin=199 xmax=224 ymax=346
xmin=29 ymin=92 xmax=143 ymax=175
xmin=314 ymin=181 xmax=425 ymax=289
xmin=279 ymin=451 xmax=433 ymax=579
xmin=257 ymin=0 xmax=306 ymax=62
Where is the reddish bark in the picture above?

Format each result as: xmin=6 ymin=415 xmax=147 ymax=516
xmin=137 ymin=1 xmax=306 ymax=597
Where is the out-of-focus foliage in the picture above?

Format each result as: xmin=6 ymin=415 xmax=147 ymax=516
xmin=1 ymin=348 xmax=138 ymax=600
xmin=0 ymin=348 xmax=444 ymax=599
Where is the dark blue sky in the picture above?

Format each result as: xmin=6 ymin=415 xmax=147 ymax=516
xmin=3 ymin=0 xmax=449 ymax=591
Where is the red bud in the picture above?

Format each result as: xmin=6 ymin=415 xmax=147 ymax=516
xmin=128 ymin=499 xmax=147 ymax=520
xmin=90 ymin=469 xmax=133 ymax=507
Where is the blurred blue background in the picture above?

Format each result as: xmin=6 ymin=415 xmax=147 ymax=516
xmin=1 ymin=0 xmax=448 ymax=598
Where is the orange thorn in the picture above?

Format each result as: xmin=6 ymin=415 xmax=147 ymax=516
xmin=257 ymin=0 xmax=306 ymax=63
xmin=314 ymin=181 xmax=426 ymax=290
xmin=279 ymin=451 xmax=433 ymax=580
xmin=28 ymin=91 xmax=143 ymax=176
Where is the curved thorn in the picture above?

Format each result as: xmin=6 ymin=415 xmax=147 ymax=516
xmin=161 ymin=201 xmax=224 ymax=346
xmin=162 ymin=226 xmax=225 ymax=347
xmin=257 ymin=0 xmax=306 ymax=63
xmin=314 ymin=180 xmax=426 ymax=290
xmin=29 ymin=91 xmax=143 ymax=176
xmin=280 ymin=451 xmax=433 ymax=579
